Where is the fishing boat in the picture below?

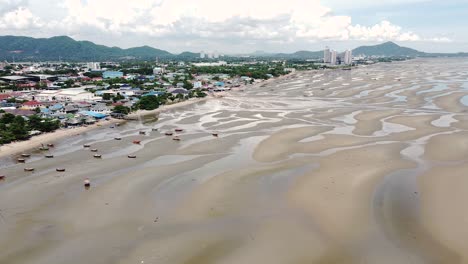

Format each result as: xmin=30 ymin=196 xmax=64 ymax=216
xmin=24 ymin=168 xmax=35 ymax=172
xmin=84 ymin=178 xmax=91 ymax=187
xmin=93 ymin=154 xmax=102 ymax=158
xmin=114 ymin=137 xmax=122 ymax=140
xmin=165 ymin=132 xmax=173 ymax=136
xmin=128 ymin=155 xmax=137 ymax=158
xmin=83 ymin=144 xmax=91 ymax=148
xmin=21 ymin=153 xmax=31 ymax=157
xmin=56 ymin=168 xmax=66 ymax=172
xmin=172 ymin=136 xmax=181 ymax=141
xmin=175 ymin=128 xmax=184 ymax=132
xmin=90 ymin=149 xmax=98 ymax=152
xmin=132 ymin=140 xmax=141 ymax=144
xmin=139 ymin=131 xmax=146 ymax=135
xmin=45 ymin=154 xmax=54 ymax=158
xmin=17 ymin=158 xmax=26 ymax=163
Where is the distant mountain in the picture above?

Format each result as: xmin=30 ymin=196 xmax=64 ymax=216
xmin=352 ymin=41 xmax=424 ymax=57
xmin=176 ymin=51 xmax=200 ymax=59
xmin=0 ymin=36 xmax=172 ymax=61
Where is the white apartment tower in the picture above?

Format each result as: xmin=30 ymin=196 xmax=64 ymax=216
xmin=344 ymin=50 xmax=353 ymax=65
xmin=324 ymin=47 xmax=331 ymax=63
xmin=330 ymin=50 xmax=337 ymax=65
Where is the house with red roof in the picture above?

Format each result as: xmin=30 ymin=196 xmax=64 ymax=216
xmin=0 ymin=94 xmax=11 ymax=101
xmin=21 ymin=100 xmax=43 ymax=110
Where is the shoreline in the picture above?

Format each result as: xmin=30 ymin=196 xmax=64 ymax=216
xmin=0 ymin=118 xmax=125 ymax=159
xmin=0 ymin=97 xmax=214 ymax=159
xmin=0 ymin=73 xmax=293 ymax=159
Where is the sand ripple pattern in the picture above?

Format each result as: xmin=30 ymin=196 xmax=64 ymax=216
xmin=1 ymin=58 xmax=468 ymax=263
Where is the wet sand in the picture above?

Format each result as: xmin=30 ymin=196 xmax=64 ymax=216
xmin=1 ymin=58 xmax=468 ymax=263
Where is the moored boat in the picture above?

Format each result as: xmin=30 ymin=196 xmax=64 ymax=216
xmin=90 ymin=149 xmax=98 ymax=152
xmin=93 ymin=154 xmax=102 ymax=158
xmin=128 ymin=155 xmax=137 ymax=158
xmin=152 ymin=128 xmax=158 ymax=131
xmin=39 ymin=146 xmax=49 ymax=151
xmin=172 ymin=136 xmax=181 ymax=141
xmin=17 ymin=158 xmax=26 ymax=163
xmin=212 ymin=133 xmax=219 ymax=137
xmin=47 ymin=143 xmax=55 ymax=147
xmin=24 ymin=168 xmax=35 ymax=172
xmin=83 ymin=144 xmax=91 ymax=148
xmin=165 ymin=132 xmax=173 ymax=136
xmin=0 ymin=175 xmax=5 ymax=180
xmin=139 ymin=131 xmax=146 ymax=135
xmin=175 ymin=128 xmax=184 ymax=132
xmin=56 ymin=168 xmax=66 ymax=172
xmin=114 ymin=137 xmax=122 ymax=140
xmin=21 ymin=153 xmax=31 ymax=157
xmin=45 ymin=154 xmax=54 ymax=158
xmin=84 ymin=178 xmax=91 ymax=187
xmin=133 ymin=140 xmax=141 ymax=144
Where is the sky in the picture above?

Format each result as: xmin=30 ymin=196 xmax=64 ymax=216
xmin=0 ymin=0 xmax=466 ymax=54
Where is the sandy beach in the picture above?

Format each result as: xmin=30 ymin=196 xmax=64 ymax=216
xmin=2 ymin=58 xmax=468 ymax=263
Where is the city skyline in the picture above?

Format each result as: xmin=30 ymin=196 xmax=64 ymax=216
xmin=0 ymin=0 xmax=466 ymax=53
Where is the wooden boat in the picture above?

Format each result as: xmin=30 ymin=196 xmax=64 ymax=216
xmin=93 ymin=154 xmax=102 ymax=158
xmin=165 ymin=132 xmax=173 ymax=136
xmin=212 ymin=133 xmax=219 ymax=137
xmin=128 ymin=155 xmax=137 ymax=158
xmin=24 ymin=168 xmax=35 ymax=172
xmin=139 ymin=131 xmax=146 ymax=135
xmin=83 ymin=144 xmax=91 ymax=148
xmin=45 ymin=154 xmax=54 ymax=158
xmin=84 ymin=178 xmax=91 ymax=187
xmin=47 ymin=143 xmax=55 ymax=147
xmin=132 ymin=140 xmax=141 ymax=144
xmin=90 ymin=149 xmax=98 ymax=152
xmin=172 ymin=136 xmax=181 ymax=141
xmin=0 ymin=175 xmax=5 ymax=180
xmin=56 ymin=168 xmax=66 ymax=172
xmin=17 ymin=158 xmax=26 ymax=163
xmin=175 ymin=128 xmax=184 ymax=132
xmin=21 ymin=153 xmax=31 ymax=157
xmin=114 ymin=137 xmax=122 ymax=140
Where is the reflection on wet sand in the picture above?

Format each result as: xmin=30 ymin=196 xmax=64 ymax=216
xmin=1 ymin=58 xmax=468 ymax=263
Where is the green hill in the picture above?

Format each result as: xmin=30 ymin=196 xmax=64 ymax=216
xmin=352 ymin=41 xmax=424 ymax=57
xmin=0 ymin=36 xmax=173 ymax=61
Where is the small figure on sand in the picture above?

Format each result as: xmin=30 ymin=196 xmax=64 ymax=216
xmin=84 ymin=178 xmax=91 ymax=189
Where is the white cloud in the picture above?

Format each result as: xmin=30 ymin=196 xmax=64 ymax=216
xmin=0 ymin=7 xmax=42 ymax=29
xmin=0 ymin=0 xmax=457 ymax=52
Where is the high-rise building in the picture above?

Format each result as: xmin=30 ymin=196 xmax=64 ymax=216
xmin=330 ymin=50 xmax=337 ymax=65
xmin=344 ymin=50 xmax=353 ymax=65
xmin=86 ymin=62 xmax=101 ymax=71
xmin=324 ymin=47 xmax=331 ymax=63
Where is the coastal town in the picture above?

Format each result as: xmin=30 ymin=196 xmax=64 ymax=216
xmin=0 ymin=59 xmax=295 ymax=144
xmin=0 ymin=48 xmax=386 ymax=145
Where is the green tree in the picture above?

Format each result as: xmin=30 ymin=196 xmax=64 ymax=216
xmin=136 ymin=95 xmax=160 ymax=110
xmin=10 ymin=116 xmax=29 ymax=140
xmin=102 ymin=93 xmax=112 ymax=100
xmin=113 ymin=105 xmax=131 ymax=115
